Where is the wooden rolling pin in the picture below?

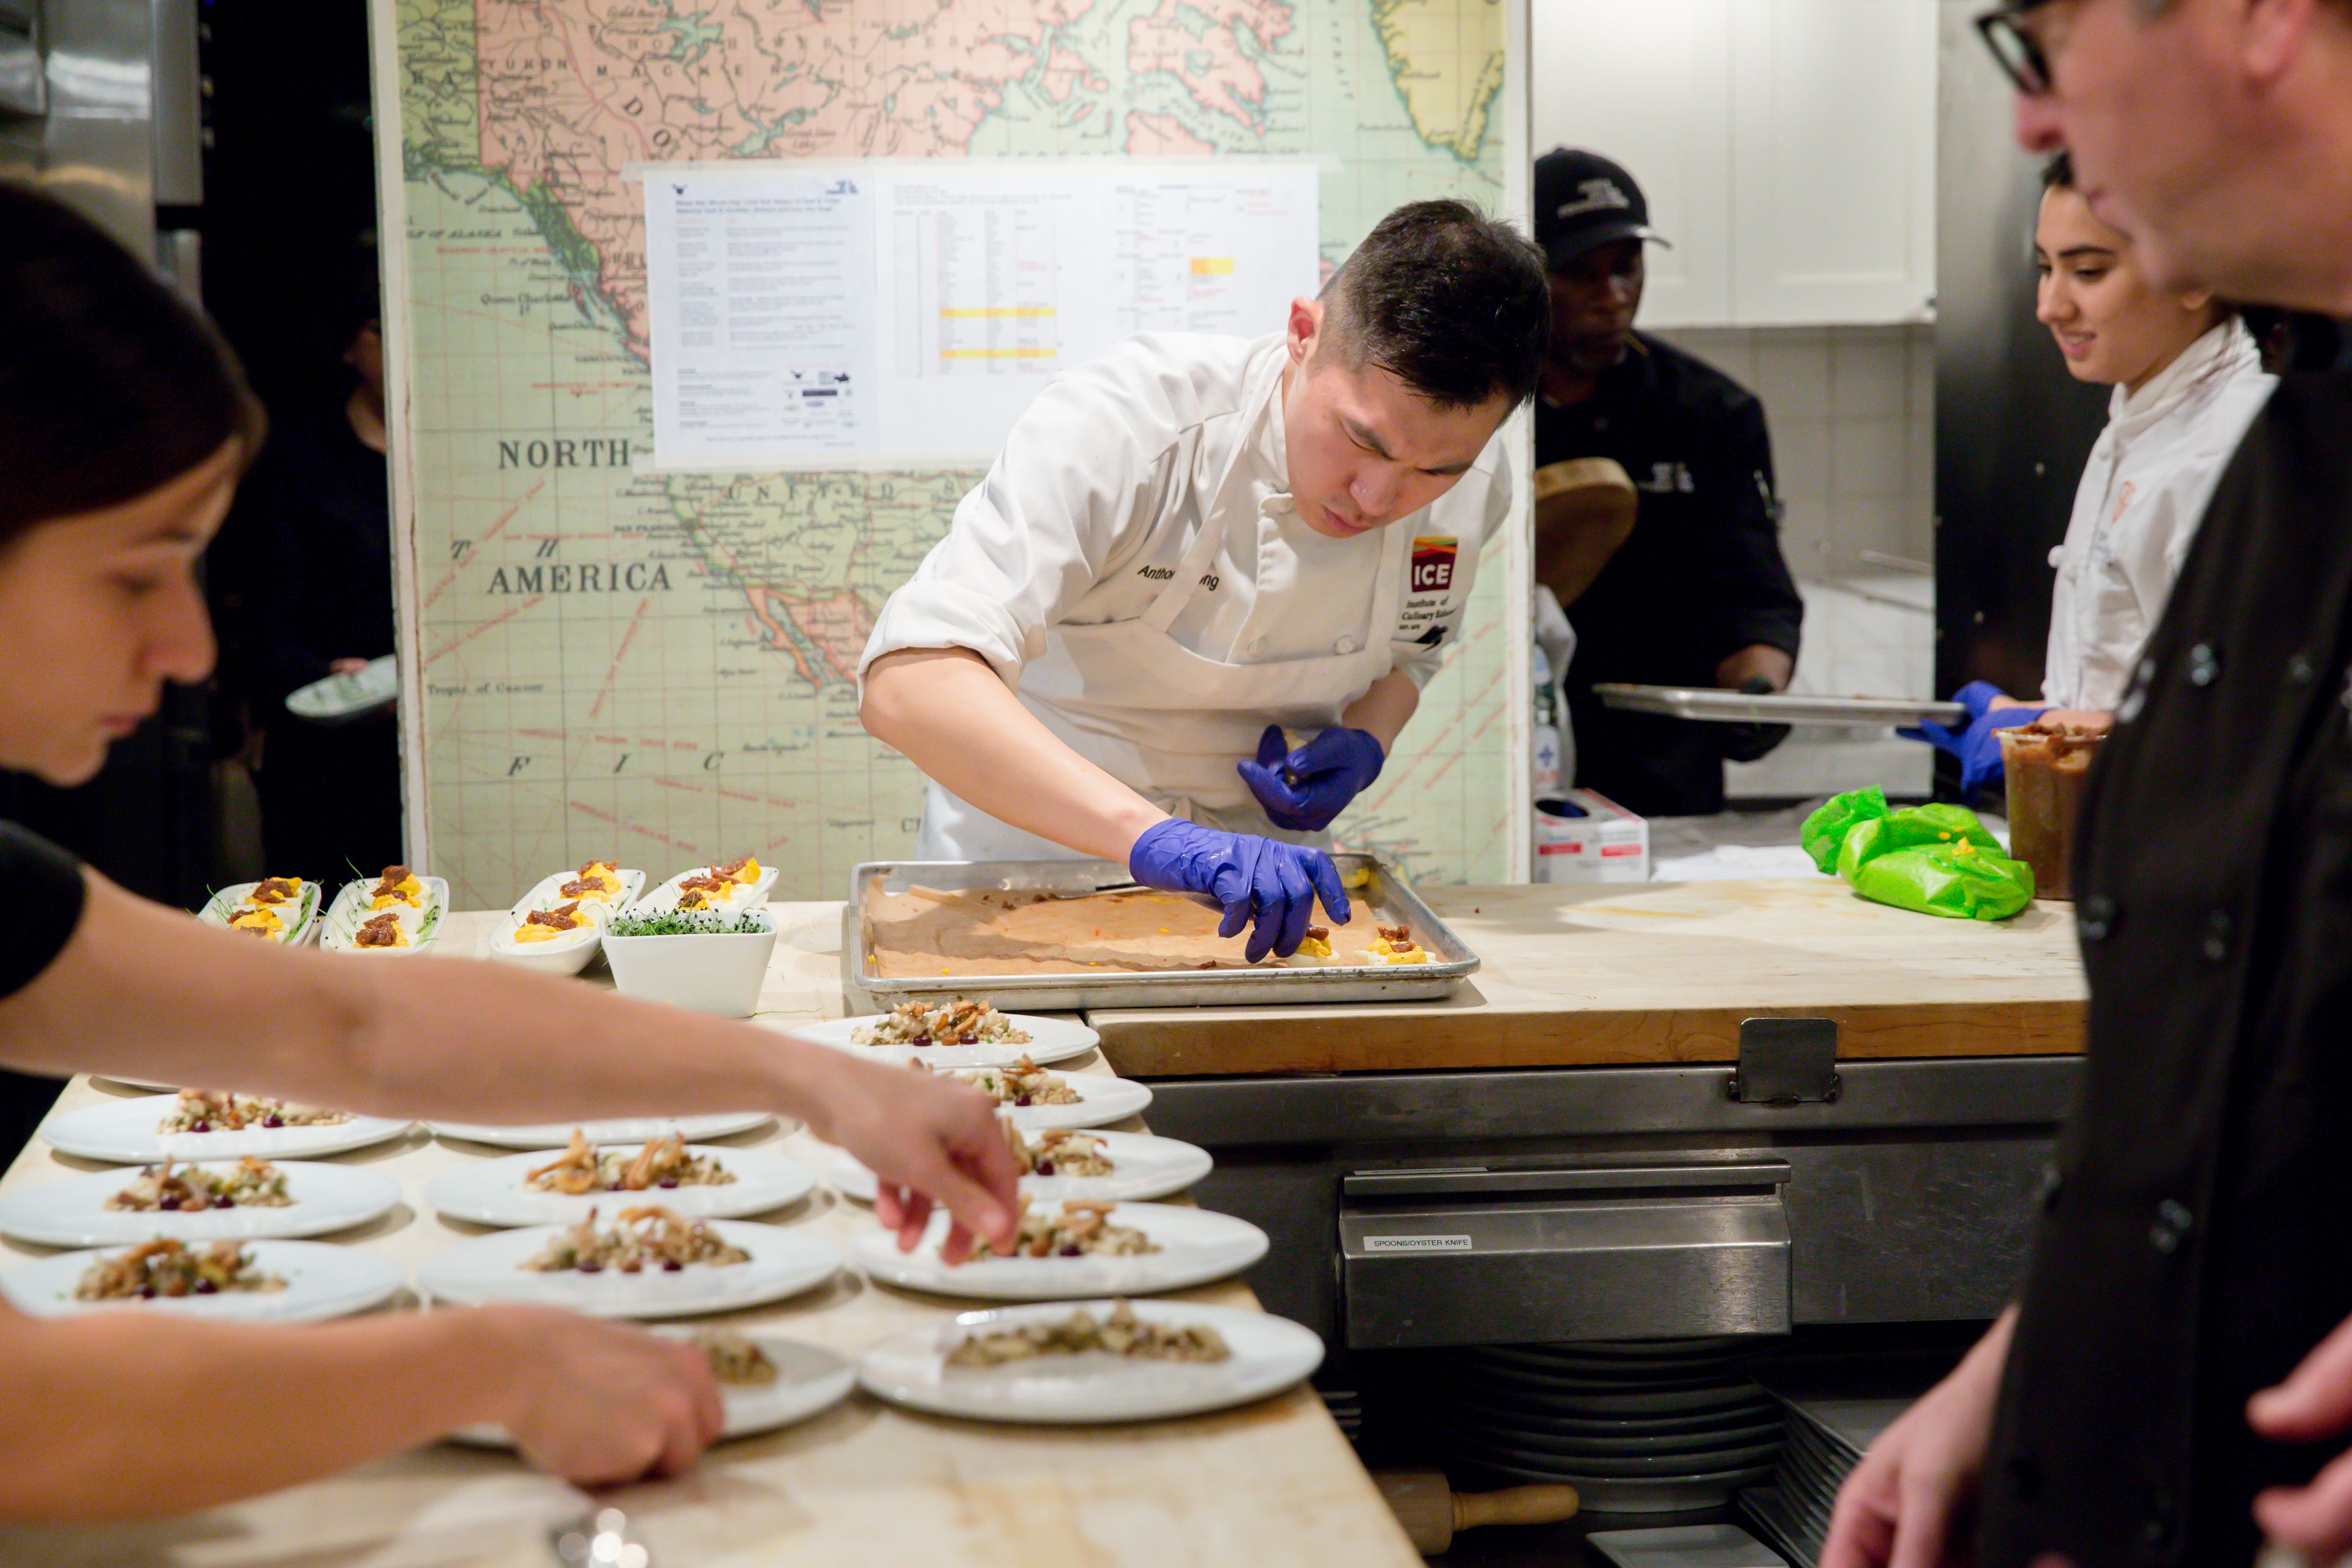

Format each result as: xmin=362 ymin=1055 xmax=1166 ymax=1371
xmin=1372 ymin=1469 xmax=1581 ymax=1555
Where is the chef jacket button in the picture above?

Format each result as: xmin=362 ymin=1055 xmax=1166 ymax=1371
xmin=2187 ymin=644 xmax=2221 ymax=686
xmin=2078 ymin=895 xmax=2118 ymax=943
xmin=2200 ymin=910 xmax=2231 ymax=964
xmin=2046 ymin=546 xmax=2065 ymax=568
xmin=1246 ymin=636 xmax=1267 ymax=657
xmin=2289 ymin=652 xmax=2318 ymax=685
xmin=2149 ymin=1199 xmax=2193 ymax=1254
xmin=2035 ymin=1164 xmax=2063 ymax=1213
xmin=1335 ymin=635 xmax=1357 ymax=654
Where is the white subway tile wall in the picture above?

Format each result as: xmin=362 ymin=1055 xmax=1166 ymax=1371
xmin=1650 ymin=323 xmax=1937 ymax=801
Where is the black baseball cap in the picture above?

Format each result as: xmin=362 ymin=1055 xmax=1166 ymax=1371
xmin=1534 ymin=148 xmax=1672 ymax=270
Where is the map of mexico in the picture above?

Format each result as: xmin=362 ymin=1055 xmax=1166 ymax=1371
xmin=382 ymin=0 xmax=1517 ymax=908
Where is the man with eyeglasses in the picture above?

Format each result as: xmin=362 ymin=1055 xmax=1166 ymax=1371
xmin=1823 ymin=3 xmax=2352 ymax=1567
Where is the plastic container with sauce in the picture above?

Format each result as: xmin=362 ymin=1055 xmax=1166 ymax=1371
xmin=2000 ymin=723 xmax=2106 ymax=901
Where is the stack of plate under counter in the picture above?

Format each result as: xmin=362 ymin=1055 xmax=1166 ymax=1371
xmin=1736 ymin=1357 xmax=1942 ymax=1566
xmin=1421 ymin=1338 xmax=1787 ymax=1513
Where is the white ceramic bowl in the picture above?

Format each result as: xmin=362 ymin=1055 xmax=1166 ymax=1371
xmin=601 ymin=910 xmax=777 ymax=1016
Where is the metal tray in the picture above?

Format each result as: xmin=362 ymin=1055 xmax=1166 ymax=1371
xmin=1594 ymin=684 xmax=1964 ymax=728
xmin=843 ymin=856 xmax=1479 ymax=1014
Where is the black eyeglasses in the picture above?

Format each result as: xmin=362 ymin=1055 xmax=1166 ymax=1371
xmin=1975 ymin=4 xmax=2052 ymax=96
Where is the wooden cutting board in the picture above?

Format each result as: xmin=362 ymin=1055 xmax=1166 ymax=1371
xmin=1087 ymin=878 xmax=2087 ymax=1077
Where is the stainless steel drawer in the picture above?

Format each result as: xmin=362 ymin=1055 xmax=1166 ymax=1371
xmin=1339 ymin=1160 xmax=1793 ymax=1349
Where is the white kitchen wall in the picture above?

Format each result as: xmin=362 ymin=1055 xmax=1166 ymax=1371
xmin=1650 ymin=322 xmax=1937 ymax=800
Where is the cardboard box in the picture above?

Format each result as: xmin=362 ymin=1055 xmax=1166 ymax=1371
xmin=1532 ymin=790 xmax=1650 ymax=883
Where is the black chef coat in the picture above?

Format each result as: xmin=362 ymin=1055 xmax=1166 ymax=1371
xmin=1536 ymin=333 xmax=1804 ymax=816
xmin=1978 ymin=358 xmax=2352 ymax=1568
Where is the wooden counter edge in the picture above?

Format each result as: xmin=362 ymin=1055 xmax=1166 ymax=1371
xmin=1096 ymin=998 xmax=2087 ymax=1078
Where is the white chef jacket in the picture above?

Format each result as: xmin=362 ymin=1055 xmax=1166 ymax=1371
xmin=2044 ymin=319 xmax=2274 ymax=710
xmin=859 ymin=331 xmax=1510 ymax=856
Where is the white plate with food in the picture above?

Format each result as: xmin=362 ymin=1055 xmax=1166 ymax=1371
xmin=851 ymin=1200 xmax=1267 ymax=1301
xmin=829 ymin=1129 xmax=1210 ymax=1207
xmin=790 ymin=1004 xmax=1098 ymax=1071
xmin=318 ymin=870 xmax=449 ymax=954
xmin=195 ymin=877 xmax=322 ymax=946
xmin=633 ymin=858 xmax=780 ymax=914
xmin=859 ymin=1298 xmax=1323 ymax=1425
xmin=0 ymin=1159 xmax=402 ymax=1247
xmin=451 ymin=1327 xmax=855 ymax=1447
xmin=423 ymin=1139 xmax=818 ymax=1228
xmin=428 ymin=1112 xmax=778 ymax=1151
xmin=927 ymin=1062 xmax=1152 ymax=1131
xmin=0 ymin=1238 xmax=405 ymax=1323
xmin=41 ymin=1093 xmax=415 ymax=1164
xmin=285 ymin=655 xmax=399 ymax=722
xmin=415 ymin=1213 xmax=841 ymax=1319
xmin=488 ymin=865 xmax=647 ymax=977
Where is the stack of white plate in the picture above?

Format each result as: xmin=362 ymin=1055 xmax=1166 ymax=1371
xmin=1425 ymin=1339 xmax=1785 ymax=1513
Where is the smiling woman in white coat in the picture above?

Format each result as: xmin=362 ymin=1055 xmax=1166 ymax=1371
xmin=1914 ymin=152 xmax=2276 ymax=793
xmin=858 ymin=202 xmax=1551 ymax=959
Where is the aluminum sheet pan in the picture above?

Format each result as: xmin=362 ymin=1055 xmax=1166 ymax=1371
xmin=843 ymin=856 xmax=1478 ymax=1014
xmin=1595 ymin=684 xmax=1966 ymax=728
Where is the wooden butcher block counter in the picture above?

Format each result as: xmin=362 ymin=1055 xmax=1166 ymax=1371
xmin=1088 ymin=878 xmax=2089 ymax=1079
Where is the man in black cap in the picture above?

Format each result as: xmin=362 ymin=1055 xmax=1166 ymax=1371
xmin=1535 ymin=146 xmax=1804 ymax=818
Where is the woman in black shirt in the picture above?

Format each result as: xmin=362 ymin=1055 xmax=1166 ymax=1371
xmin=0 ymin=185 xmax=1016 ymax=1519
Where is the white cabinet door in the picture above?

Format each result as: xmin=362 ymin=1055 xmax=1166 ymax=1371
xmin=1529 ymin=0 xmax=1734 ymax=328
xmin=1729 ymin=0 xmax=1937 ymax=324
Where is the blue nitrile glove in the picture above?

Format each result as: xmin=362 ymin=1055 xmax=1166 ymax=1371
xmin=1908 ymin=680 xmax=2049 ymax=794
xmin=1237 ymin=724 xmax=1386 ymax=832
xmin=1128 ymin=817 xmax=1350 ymax=963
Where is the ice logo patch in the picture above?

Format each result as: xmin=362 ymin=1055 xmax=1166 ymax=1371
xmin=1411 ymin=536 xmax=1458 ymax=593
xmin=1556 ymin=178 xmax=1632 ymax=219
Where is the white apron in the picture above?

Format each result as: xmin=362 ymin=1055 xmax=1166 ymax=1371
xmin=917 ymin=353 xmax=1413 ymax=861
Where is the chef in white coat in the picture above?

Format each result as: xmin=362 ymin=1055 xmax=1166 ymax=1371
xmin=1917 ymin=152 xmax=2274 ymax=791
xmin=859 ymin=200 xmax=1551 ymax=959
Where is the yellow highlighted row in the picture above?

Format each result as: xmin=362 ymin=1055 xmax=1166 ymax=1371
xmin=1190 ymin=257 xmax=1236 ymax=276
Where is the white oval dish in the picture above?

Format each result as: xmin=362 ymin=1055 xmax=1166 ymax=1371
xmin=0 ymin=1238 xmax=405 ymax=1323
xmin=195 ymin=880 xmax=322 ymax=946
xmin=319 ymin=874 xmax=450 ymax=954
xmin=970 ymin=1072 xmax=1153 ymax=1133
xmin=415 ymin=1219 xmax=842 ymax=1319
xmin=859 ymin=1299 xmax=1323 ymax=1425
xmin=451 ymin=1328 xmax=855 ymax=1447
xmin=829 ymin=1131 xmax=1210 ymax=1207
xmin=285 ymin=655 xmax=398 ymax=722
xmin=633 ymin=862 xmax=781 ymax=913
xmin=427 ymin=1112 xmax=778 ymax=1151
xmin=41 ymin=1095 xmax=416 ymax=1165
xmin=789 ymin=1013 xmax=1099 ymax=1071
xmin=424 ymin=1144 xmax=817 ymax=1228
xmin=0 ymin=1160 xmax=403 ymax=1247
xmin=851 ymin=1202 xmax=1268 ymax=1301
xmin=488 ymin=868 xmax=649 ymax=976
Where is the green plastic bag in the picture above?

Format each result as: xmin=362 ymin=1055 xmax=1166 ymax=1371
xmin=1800 ymin=786 xmax=1888 ymax=873
xmin=1800 ymin=788 xmax=2037 ymax=921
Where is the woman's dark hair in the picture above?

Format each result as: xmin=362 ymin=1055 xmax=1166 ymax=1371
xmin=1321 ymin=200 xmax=1550 ymax=410
xmin=0 ymin=183 xmax=264 ymax=545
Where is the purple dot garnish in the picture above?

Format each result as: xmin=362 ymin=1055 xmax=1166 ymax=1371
xmin=190 ymin=1121 xmax=210 ymax=1133
xmin=159 ymin=1196 xmax=181 ymax=1211
xmin=960 ymin=1035 xmax=978 ymax=1046
xmin=1058 ymin=1245 xmax=1082 ymax=1257
xmin=912 ymin=1036 xmax=930 ymax=1048
xmin=263 ymin=1115 xmax=284 ymax=1129
xmin=137 ymin=1284 xmax=156 ymax=1298
xmin=1036 ymin=1161 xmax=1055 ymax=1176
xmin=578 ymin=1261 xmax=601 ymax=1274
xmin=217 ymin=1197 xmax=234 ymax=1209
xmin=657 ymin=1177 xmax=677 ymax=1188
xmin=663 ymin=1259 xmax=684 ymax=1272
xmin=195 ymin=1279 xmax=219 ymax=1295
xmin=1014 ymin=1094 xmax=1033 ymax=1107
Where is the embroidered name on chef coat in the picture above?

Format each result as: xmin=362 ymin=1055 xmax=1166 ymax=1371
xmin=1397 ymin=535 xmax=1464 ymax=647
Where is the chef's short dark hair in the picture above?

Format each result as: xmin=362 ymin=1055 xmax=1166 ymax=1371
xmin=1321 ymin=200 xmax=1550 ymax=410
xmin=0 ymin=183 xmax=264 ymax=546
